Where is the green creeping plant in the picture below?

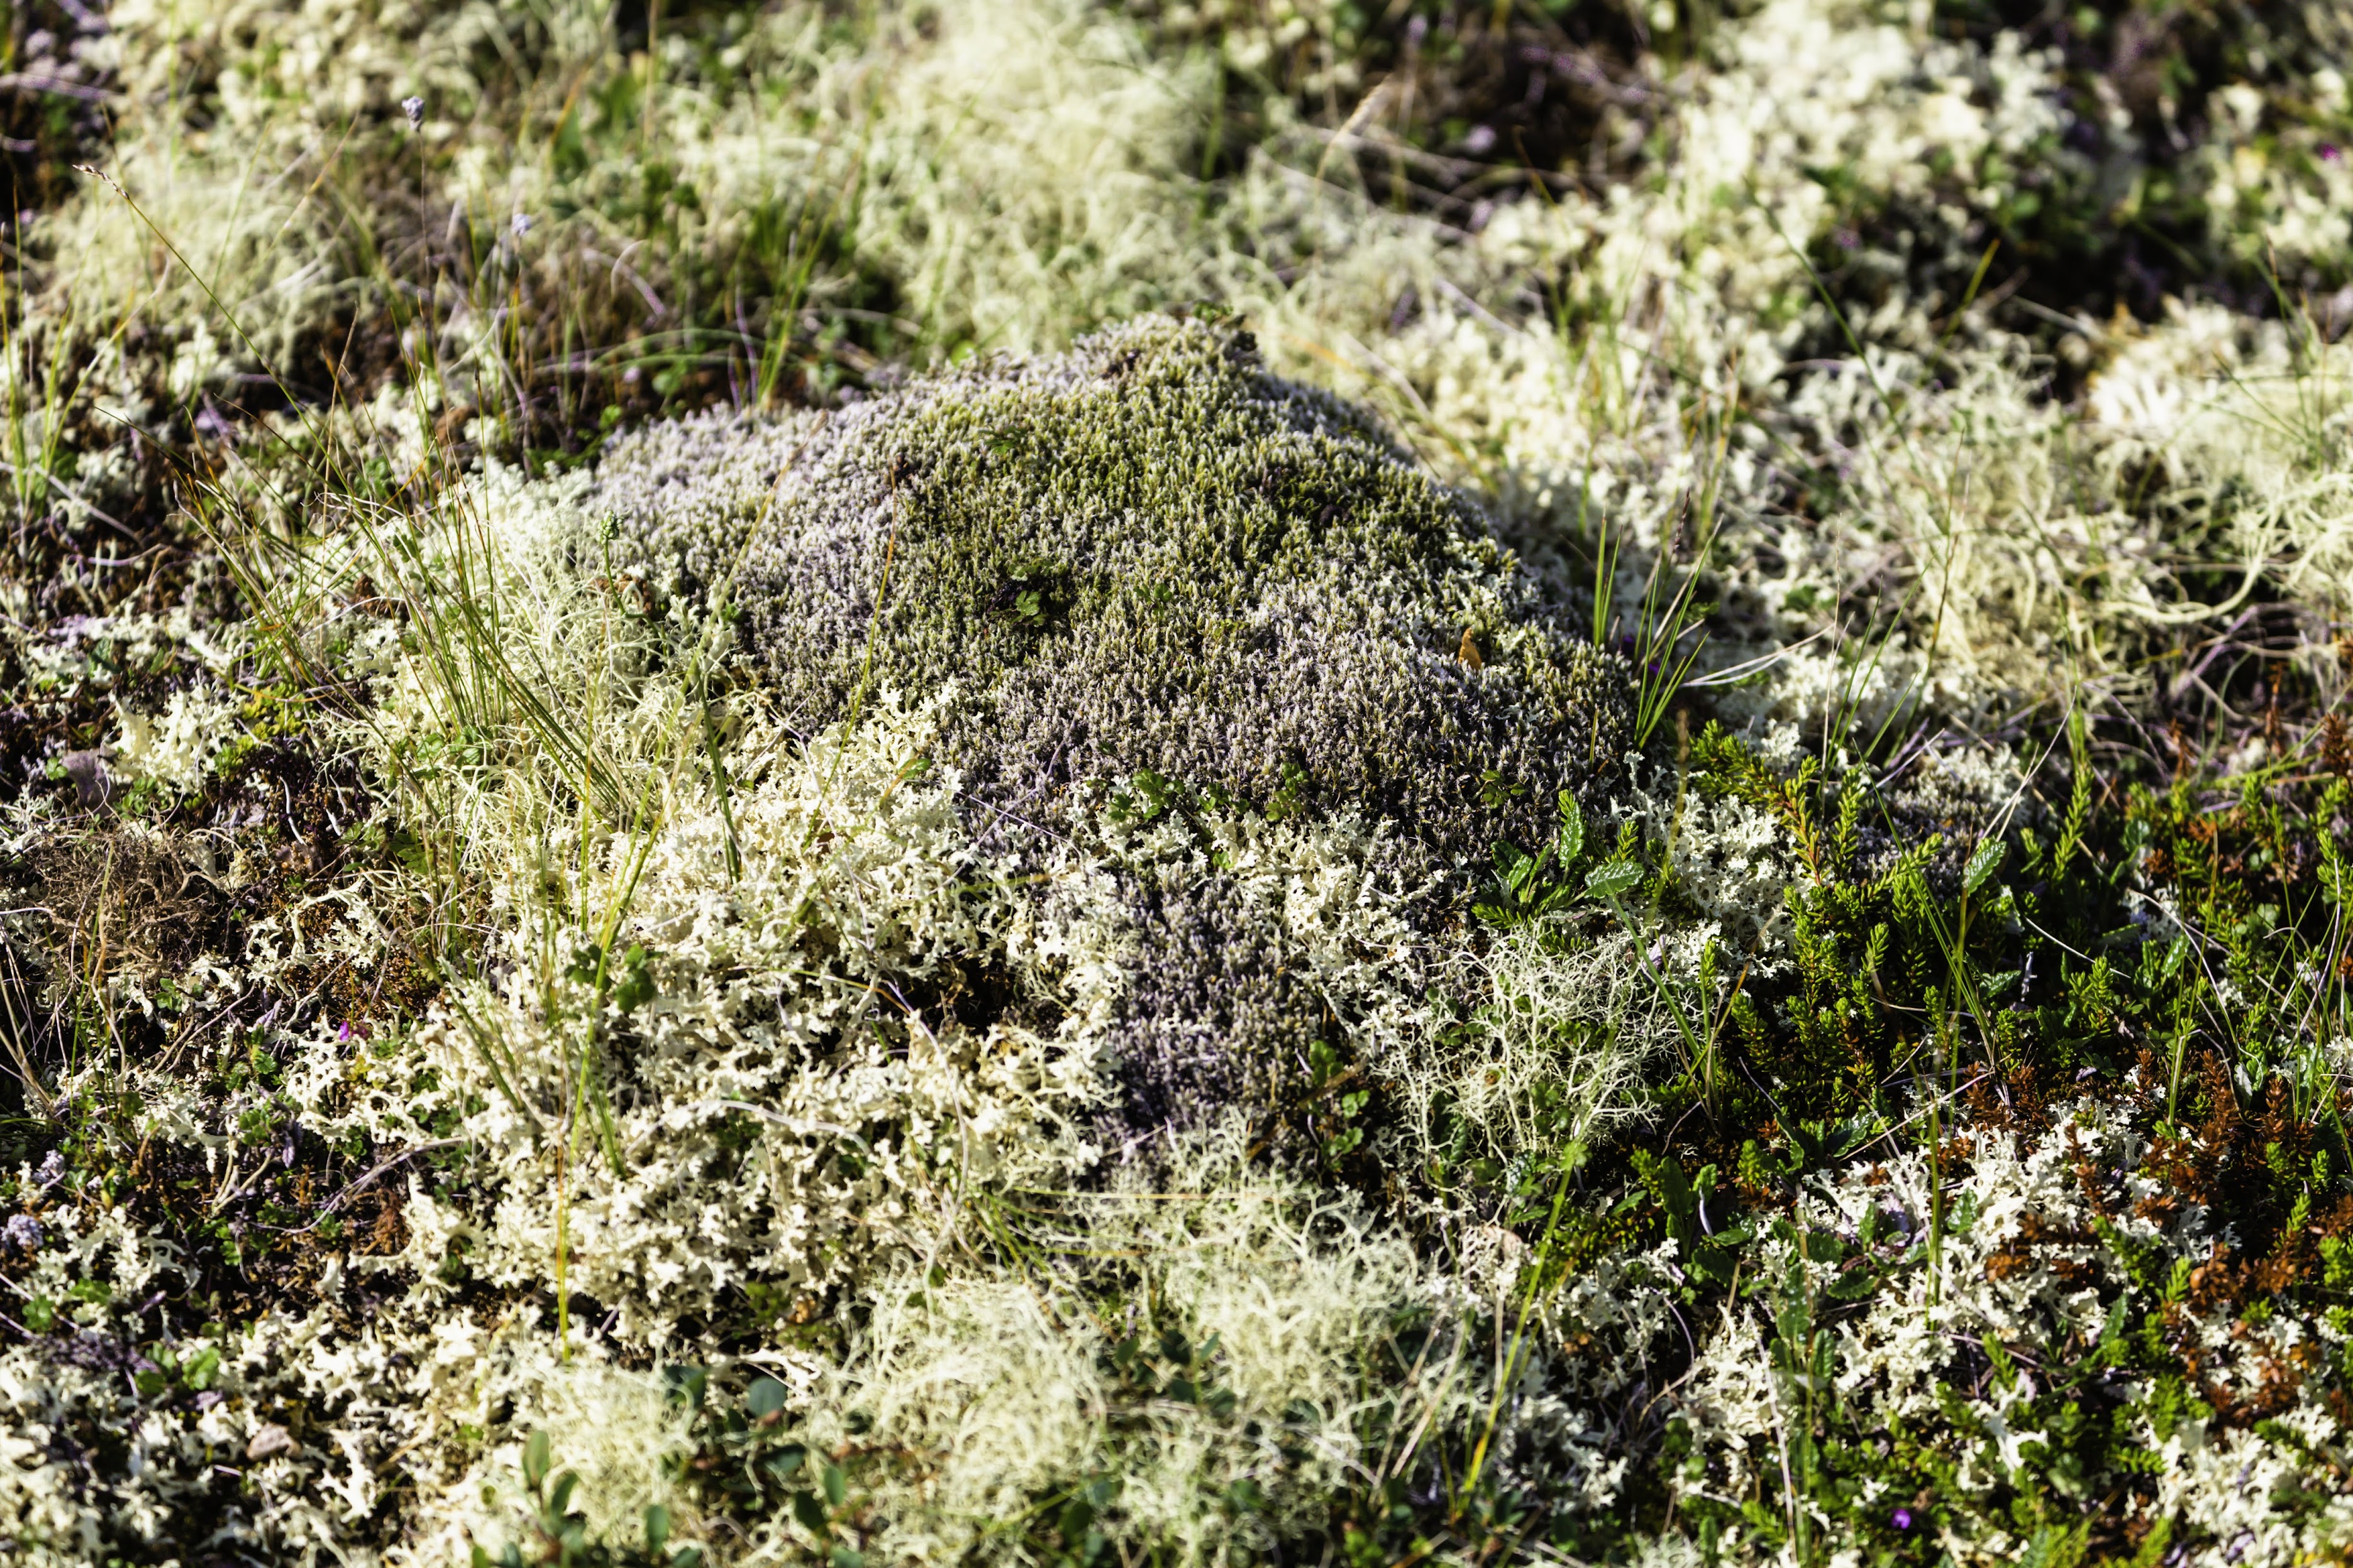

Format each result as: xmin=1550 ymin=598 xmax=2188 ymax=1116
xmin=470 ymin=1429 xmax=706 ymax=1568
xmin=1475 ymin=788 xmax=1641 ymax=925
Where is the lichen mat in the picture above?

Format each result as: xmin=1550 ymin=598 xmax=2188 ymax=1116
xmin=3 ymin=1 xmax=2352 ymax=1564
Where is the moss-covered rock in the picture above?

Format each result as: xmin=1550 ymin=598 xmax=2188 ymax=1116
xmin=603 ymin=316 xmax=1632 ymax=873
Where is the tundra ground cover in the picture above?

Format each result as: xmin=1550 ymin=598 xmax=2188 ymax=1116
xmin=1 ymin=0 xmax=2352 ymax=1563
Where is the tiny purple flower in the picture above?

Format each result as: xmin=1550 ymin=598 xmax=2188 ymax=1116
xmin=338 ymin=1021 xmax=352 ymax=1042
xmin=1892 ymin=1507 xmax=1915 ymax=1532
xmin=2320 ymin=143 xmax=2342 ymax=162
xmin=401 ymin=96 xmax=425 ymax=131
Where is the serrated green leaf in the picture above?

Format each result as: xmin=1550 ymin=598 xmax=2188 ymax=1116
xmin=1828 ymin=1268 xmax=1878 ymax=1301
xmin=1585 ymin=860 xmax=1643 ymax=898
xmin=1963 ymin=835 xmax=2007 ymax=896
xmin=1555 ymin=790 xmax=1585 ymax=866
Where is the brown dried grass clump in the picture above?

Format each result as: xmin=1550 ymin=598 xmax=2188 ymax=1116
xmin=26 ymin=823 xmax=225 ymax=995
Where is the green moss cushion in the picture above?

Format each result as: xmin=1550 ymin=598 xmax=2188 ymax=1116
xmin=604 ymin=316 xmax=1631 ymax=875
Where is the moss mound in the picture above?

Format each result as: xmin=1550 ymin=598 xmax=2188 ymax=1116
xmin=604 ymin=316 xmax=1632 ymax=870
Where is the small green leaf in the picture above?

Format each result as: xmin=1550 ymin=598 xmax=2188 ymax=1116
xmin=1585 ymin=860 xmax=1643 ymax=899
xmin=822 ymin=1463 xmax=846 ymax=1508
xmin=1689 ymin=1244 xmax=1737 ymax=1286
xmin=522 ymin=1430 xmax=551 ymax=1493
xmin=644 ymin=1504 xmax=672 ymax=1557
xmin=1554 ymin=790 xmax=1585 ymax=866
xmin=664 ymin=1364 xmax=708 ymax=1409
xmin=1963 ymin=835 xmax=2007 ymax=896
xmin=1828 ymin=1267 xmax=1876 ymax=1301
xmin=548 ymin=1470 xmax=580 ymax=1516
xmin=612 ymin=945 xmax=657 ymax=1012
xmin=23 ymin=1296 xmax=55 ymax=1333
xmin=181 ymin=1345 xmax=222 ymax=1391
xmin=1776 ymin=1304 xmax=1810 ymax=1347
xmin=792 ymin=1489 xmax=829 ymax=1535
xmin=747 ymin=1377 xmax=787 ymax=1420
